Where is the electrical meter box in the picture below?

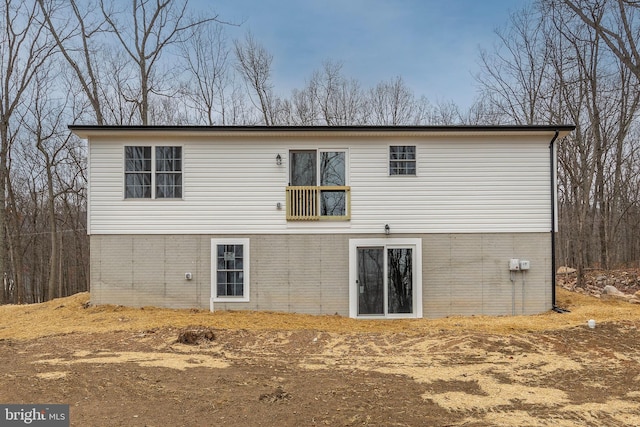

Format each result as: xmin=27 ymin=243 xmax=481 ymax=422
xmin=509 ymin=258 xmax=520 ymax=271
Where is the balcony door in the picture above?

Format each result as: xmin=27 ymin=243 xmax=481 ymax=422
xmin=288 ymin=150 xmax=349 ymax=220
xmin=349 ymin=239 xmax=422 ymax=319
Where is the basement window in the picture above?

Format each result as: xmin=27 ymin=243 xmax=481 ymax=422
xmin=211 ymin=238 xmax=250 ymax=303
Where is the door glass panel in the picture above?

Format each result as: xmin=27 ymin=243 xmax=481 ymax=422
xmin=387 ymin=248 xmax=413 ymax=314
xmin=320 ymin=151 xmax=345 ymax=186
xmin=290 ymin=150 xmax=316 ymax=186
xmin=320 ymin=190 xmax=346 ymax=216
xmin=357 ymin=247 xmax=384 ymax=315
xmin=320 ymin=151 xmax=346 ymax=216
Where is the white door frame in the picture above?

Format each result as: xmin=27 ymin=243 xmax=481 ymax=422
xmin=348 ymin=238 xmax=422 ymax=319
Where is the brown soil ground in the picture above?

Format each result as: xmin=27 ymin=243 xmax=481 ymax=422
xmin=1 ymin=285 xmax=640 ymax=426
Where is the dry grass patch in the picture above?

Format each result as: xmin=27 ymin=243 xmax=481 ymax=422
xmin=1 ymin=287 xmax=639 ymax=341
xmin=35 ymin=351 xmax=229 ymax=370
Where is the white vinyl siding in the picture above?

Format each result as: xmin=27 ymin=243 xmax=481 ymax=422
xmin=88 ymin=134 xmax=553 ymax=235
xmin=350 ymin=136 xmax=552 ymax=234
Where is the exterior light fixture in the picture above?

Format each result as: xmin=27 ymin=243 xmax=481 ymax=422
xmin=384 ymin=224 xmax=390 ymax=235
xmin=276 ymin=154 xmax=282 ymax=165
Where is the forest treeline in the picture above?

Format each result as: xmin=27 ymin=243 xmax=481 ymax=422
xmin=0 ymin=0 xmax=638 ymax=303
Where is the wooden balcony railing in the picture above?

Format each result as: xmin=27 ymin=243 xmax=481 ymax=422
xmin=286 ymin=186 xmax=351 ymax=221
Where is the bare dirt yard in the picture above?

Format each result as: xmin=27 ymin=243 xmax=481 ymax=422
xmin=1 ymin=275 xmax=640 ymax=426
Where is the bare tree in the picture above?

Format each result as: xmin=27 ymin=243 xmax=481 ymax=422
xmin=179 ymin=22 xmax=236 ymax=125
xmin=553 ymin=0 xmax=640 ymax=81
xmin=477 ymin=2 xmax=640 ymax=280
xmin=234 ymin=32 xmax=278 ymax=125
xmin=306 ymin=61 xmax=368 ymax=125
xmin=37 ymin=0 xmax=107 ymax=124
xmin=4 ymin=64 xmax=89 ymax=304
xmin=548 ymin=2 xmax=640 ymax=273
xmin=100 ymin=0 xmax=224 ymax=125
xmin=289 ymin=87 xmax=321 ymax=125
xmin=428 ymin=100 xmax=464 ymax=125
xmin=368 ymin=76 xmax=422 ymax=125
xmin=0 ymin=0 xmax=55 ymax=303
xmin=98 ymin=49 xmax=140 ymax=125
xmin=476 ymin=7 xmax=554 ymax=125
xmin=24 ymin=69 xmax=75 ymax=300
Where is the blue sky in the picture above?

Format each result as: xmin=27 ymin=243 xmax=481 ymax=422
xmin=206 ymin=0 xmax=532 ymax=110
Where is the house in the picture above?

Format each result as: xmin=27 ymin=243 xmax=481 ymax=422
xmin=69 ymin=125 xmax=574 ymax=319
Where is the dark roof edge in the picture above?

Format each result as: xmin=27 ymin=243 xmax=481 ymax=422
xmin=68 ymin=124 xmax=576 ymax=132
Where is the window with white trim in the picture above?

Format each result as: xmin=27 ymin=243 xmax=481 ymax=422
xmin=125 ymin=146 xmax=182 ymax=199
xmin=389 ymin=145 xmax=416 ymax=175
xmin=211 ymin=239 xmax=250 ymax=302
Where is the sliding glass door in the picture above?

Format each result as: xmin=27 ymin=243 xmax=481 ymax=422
xmin=351 ymin=239 xmax=421 ymax=318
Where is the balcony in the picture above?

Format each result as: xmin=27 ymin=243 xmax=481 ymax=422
xmin=286 ymin=186 xmax=351 ymax=221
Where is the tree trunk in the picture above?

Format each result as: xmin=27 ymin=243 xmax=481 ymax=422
xmin=43 ymin=153 xmax=58 ymax=301
xmin=0 ymin=124 xmax=7 ymax=304
xmin=6 ymin=172 xmax=23 ymax=303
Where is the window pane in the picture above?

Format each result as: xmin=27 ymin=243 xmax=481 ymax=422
xmin=156 ymin=146 xmax=182 ymax=171
xmin=406 ymin=162 xmax=416 ymax=175
xmin=217 ymin=272 xmax=226 ymax=295
xmin=234 ymin=255 xmax=243 ymax=270
xmin=390 ymin=146 xmax=415 ymax=160
xmin=290 ymin=151 xmax=316 ymax=186
xmin=222 ymin=245 xmax=234 ymax=269
xmin=156 ymin=173 xmax=182 ymax=198
xmin=321 ymin=190 xmax=346 ymax=216
xmin=125 ymin=146 xmax=151 ymax=171
xmin=227 ymin=271 xmax=236 ymax=293
xmin=391 ymin=161 xmax=417 ymax=175
xmin=125 ymin=173 xmax=151 ymax=198
xmin=235 ymin=272 xmax=244 ymax=293
xmin=320 ymin=152 xmax=345 ymax=186
xmin=226 ymin=280 xmax=235 ymax=297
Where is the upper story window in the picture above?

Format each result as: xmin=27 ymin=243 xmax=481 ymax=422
xmin=125 ymin=146 xmax=152 ymax=198
xmin=125 ymin=146 xmax=182 ymax=199
xmin=389 ymin=145 xmax=416 ymax=175
xmin=287 ymin=149 xmax=350 ymax=220
xmin=155 ymin=146 xmax=182 ymax=198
